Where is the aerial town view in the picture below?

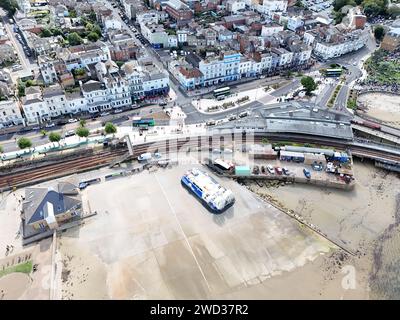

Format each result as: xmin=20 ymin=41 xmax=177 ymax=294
xmin=0 ymin=0 xmax=399 ymax=304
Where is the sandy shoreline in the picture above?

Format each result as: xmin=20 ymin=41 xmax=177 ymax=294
xmin=54 ymin=159 xmax=400 ymax=300
xmin=241 ymin=160 xmax=399 ymax=299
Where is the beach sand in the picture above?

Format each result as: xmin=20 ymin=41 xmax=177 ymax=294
xmin=242 ymin=160 xmax=400 ymax=299
xmin=0 ymin=273 xmax=31 ymax=300
xmin=358 ymin=93 xmax=400 ymax=127
xmin=55 ymin=160 xmax=400 ymax=300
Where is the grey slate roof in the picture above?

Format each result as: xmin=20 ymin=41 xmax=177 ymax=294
xmin=23 ymin=184 xmax=81 ymax=225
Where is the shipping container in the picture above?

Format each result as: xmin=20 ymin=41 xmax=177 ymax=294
xmin=235 ymin=166 xmax=251 ymax=176
xmin=280 ymin=150 xmax=305 ymax=162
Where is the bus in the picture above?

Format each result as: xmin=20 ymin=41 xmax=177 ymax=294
xmin=325 ymin=68 xmax=343 ymax=77
xmin=132 ymin=117 xmax=155 ymax=127
xmin=213 ymin=158 xmax=233 ymax=171
xmin=213 ymin=86 xmax=231 ymax=98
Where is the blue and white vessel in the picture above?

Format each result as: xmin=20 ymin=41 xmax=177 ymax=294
xmin=181 ymin=168 xmax=235 ymax=213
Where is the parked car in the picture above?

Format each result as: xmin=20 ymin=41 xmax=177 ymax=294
xmin=267 ymin=165 xmax=274 ymax=174
xmin=275 ymin=167 xmax=283 ymax=175
xmin=252 ymin=165 xmax=260 ymax=175
xmin=113 ymin=109 xmax=123 ymax=114
xmin=282 ymin=167 xmax=290 ymax=175
xmin=311 ymin=163 xmax=324 ymax=171
xmin=64 ymin=130 xmax=75 ymax=137
xmin=100 ymin=112 xmax=110 ymax=117
xmin=45 ymin=122 xmax=56 ymax=128
xmin=303 ymin=168 xmax=311 ymax=179
xmin=68 ymin=118 xmax=78 ymax=123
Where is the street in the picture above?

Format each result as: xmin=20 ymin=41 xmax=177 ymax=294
xmin=0 ymin=2 xmax=378 ymax=153
xmin=0 ymin=9 xmax=38 ymax=82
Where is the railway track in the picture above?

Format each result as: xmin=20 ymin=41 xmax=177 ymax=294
xmin=1 ymin=133 xmax=399 ymax=191
xmin=0 ymin=149 xmax=127 ymax=189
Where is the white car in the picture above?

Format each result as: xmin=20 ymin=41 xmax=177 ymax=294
xmin=113 ymin=109 xmax=123 ymax=114
xmin=68 ymin=118 xmax=78 ymax=123
xmin=100 ymin=112 xmax=110 ymax=117
xmin=267 ymin=165 xmax=275 ymax=174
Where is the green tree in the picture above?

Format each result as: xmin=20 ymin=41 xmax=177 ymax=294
xmin=69 ymin=9 xmax=77 ymax=18
xmin=295 ymin=0 xmax=304 ymax=7
xmin=301 ymin=76 xmax=318 ymax=95
xmin=79 ymin=119 xmax=86 ymax=127
xmin=0 ymin=144 xmax=3 ymax=153
xmin=40 ymin=28 xmax=52 ymax=37
xmin=104 ymin=122 xmax=117 ymax=135
xmin=0 ymin=0 xmax=19 ymax=17
xmin=88 ymin=11 xmax=97 ymax=23
xmin=25 ymin=79 xmax=35 ymax=87
xmin=40 ymin=129 xmax=47 ymax=137
xmin=363 ymin=0 xmax=388 ymax=17
xmin=334 ymin=11 xmax=345 ymax=24
xmin=48 ymin=132 xmax=61 ymax=142
xmin=67 ymin=32 xmax=83 ymax=46
xmin=17 ymin=81 xmax=25 ymax=97
xmin=333 ymin=0 xmax=348 ymax=12
xmin=92 ymin=24 xmax=102 ymax=37
xmin=50 ymin=28 xmax=64 ymax=37
xmin=73 ymin=68 xmax=86 ymax=76
xmin=374 ymin=25 xmax=385 ymax=41
xmin=17 ymin=137 xmax=32 ymax=149
xmin=87 ymin=31 xmax=100 ymax=42
xmin=388 ymin=6 xmax=400 ymax=18
xmin=76 ymin=127 xmax=89 ymax=138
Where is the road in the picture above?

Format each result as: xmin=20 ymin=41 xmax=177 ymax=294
xmin=329 ymin=28 xmax=376 ymax=112
xmin=0 ymin=2 xmax=378 ymax=153
xmin=0 ymin=106 xmax=162 ymax=153
xmin=0 ymin=9 xmax=38 ymax=82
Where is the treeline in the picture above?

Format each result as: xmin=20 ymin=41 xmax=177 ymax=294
xmin=333 ymin=0 xmax=400 ymax=20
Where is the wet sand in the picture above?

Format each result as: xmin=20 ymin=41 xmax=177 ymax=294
xmin=243 ymin=160 xmax=400 ymax=299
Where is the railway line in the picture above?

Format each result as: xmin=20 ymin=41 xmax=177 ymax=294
xmin=1 ymin=132 xmax=399 ymax=191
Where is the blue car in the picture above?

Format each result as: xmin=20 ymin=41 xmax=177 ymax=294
xmin=303 ymin=168 xmax=311 ymax=179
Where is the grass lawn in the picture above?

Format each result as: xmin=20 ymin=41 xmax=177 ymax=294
xmin=0 ymin=261 xmax=33 ymax=279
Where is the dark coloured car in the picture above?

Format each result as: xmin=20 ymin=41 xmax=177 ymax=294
xmin=303 ymin=168 xmax=311 ymax=179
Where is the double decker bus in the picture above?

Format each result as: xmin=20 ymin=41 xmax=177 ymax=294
xmin=325 ymin=68 xmax=343 ymax=77
xmin=132 ymin=117 xmax=155 ymax=128
xmin=213 ymin=86 xmax=231 ymax=99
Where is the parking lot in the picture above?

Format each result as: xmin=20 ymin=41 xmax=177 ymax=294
xmin=59 ymin=163 xmax=332 ymax=299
